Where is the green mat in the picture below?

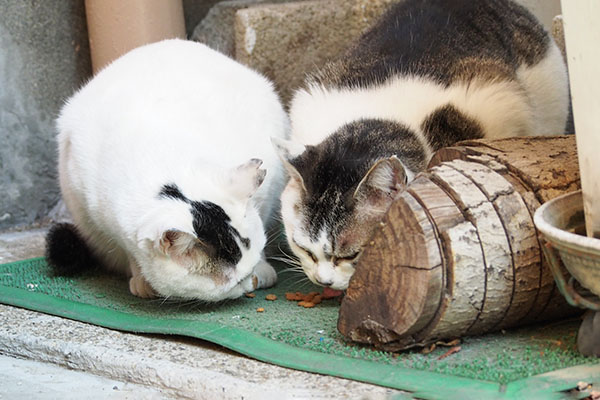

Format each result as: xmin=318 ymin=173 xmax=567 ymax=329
xmin=1 ymin=257 xmax=599 ymax=399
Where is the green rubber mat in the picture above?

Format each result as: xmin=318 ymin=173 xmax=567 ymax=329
xmin=1 ymin=257 xmax=599 ymax=399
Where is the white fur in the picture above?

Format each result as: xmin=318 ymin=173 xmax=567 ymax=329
xmin=516 ymin=41 xmax=569 ymax=136
xmin=57 ymin=39 xmax=288 ymax=301
xmin=284 ymin=39 xmax=569 ymax=290
xmin=289 ymin=42 xmax=568 ymax=162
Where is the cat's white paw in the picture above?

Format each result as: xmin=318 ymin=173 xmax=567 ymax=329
xmin=129 ymin=275 xmax=157 ymax=298
xmin=252 ymin=258 xmax=278 ymax=290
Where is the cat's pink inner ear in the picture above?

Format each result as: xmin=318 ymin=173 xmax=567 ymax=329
xmin=228 ymin=158 xmax=267 ymax=200
xmin=157 ymin=229 xmax=199 ymax=266
xmin=157 ymin=229 xmax=182 ymax=256
xmin=353 ymin=156 xmax=407 ymax=208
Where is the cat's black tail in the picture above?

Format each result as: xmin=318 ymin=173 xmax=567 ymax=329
xmin=45 ymin=223 xmax=95 ymax=276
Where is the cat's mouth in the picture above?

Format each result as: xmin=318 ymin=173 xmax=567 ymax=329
xmin=325 ymin=282 xmax=349 ymax=291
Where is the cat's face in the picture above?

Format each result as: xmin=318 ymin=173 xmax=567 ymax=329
xmin=273 ymin=131 xmax=409 ymax=290
xmin=280 ymin=177 xmax=367 ymax=290
xmin=136 ymin=159 xmax=268 ymax=301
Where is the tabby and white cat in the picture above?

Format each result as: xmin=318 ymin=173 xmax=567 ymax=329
xmin=274 ymin=0 xmax=569 ymax=290
xmin=46 ymin=39 xmax=288 ymax=301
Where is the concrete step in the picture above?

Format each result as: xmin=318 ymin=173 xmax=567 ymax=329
xmin=0 ymin=354 xmax=171 ymax=400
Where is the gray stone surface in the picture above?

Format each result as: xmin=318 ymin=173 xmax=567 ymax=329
xmin=0 ymin=227 xmax=401 ymax=399
xmin=191 ymin=0 xmax=301 ymax=57
xmin=0 ymin=0 xmax=91 ymax=230
xmin=234 ymin=0 xmax=395 ymax=105
xmin=0 ymin=226 xmax=47 ymax=264
xmin=0 ymin=354 xmax=172 ymax=400
xmin=183 ymin=0 xmax=224 ymax=39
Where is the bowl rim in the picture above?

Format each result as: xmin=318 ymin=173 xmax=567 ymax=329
xmin=533 ymin=190 xmax=600 ymax=255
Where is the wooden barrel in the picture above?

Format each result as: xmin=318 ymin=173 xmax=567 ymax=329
xmin=337 ymin=136 xmax=581 ymax=350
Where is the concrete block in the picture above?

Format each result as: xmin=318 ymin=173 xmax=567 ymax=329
xmin=234 ymin=0 xmax=395 ymax=105
xmin=182 ymin=0 xmax=223 ymax=39
xmin=191 ymin=0 xmax=299 ymax=56
xmin=0 ymin=0 xmax=91 ymax=230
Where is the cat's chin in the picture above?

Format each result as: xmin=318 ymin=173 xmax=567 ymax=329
xmin=328 ymin=283 xmax=349 ymax=291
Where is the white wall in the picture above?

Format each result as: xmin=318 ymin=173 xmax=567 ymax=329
xmin=561 ymin=0 xmax=600 ymax=237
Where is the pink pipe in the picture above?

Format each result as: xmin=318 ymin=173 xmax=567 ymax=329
xmin=85 ymin=0 xmax=186 ymax=74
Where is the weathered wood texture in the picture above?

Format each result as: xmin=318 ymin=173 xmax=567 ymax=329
xmin=338 ymin=136 xmax=581 ymax=350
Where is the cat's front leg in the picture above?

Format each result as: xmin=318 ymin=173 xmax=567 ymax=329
xmin=239 ymin=255 xmax=278 ymax=294
xmin=252 ymin=256 xmax=278 ymax=289
xmin=127 ymin=255 xmax=157 ymax=298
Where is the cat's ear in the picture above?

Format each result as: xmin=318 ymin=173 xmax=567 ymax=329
xmin=271 ymin=137 xmax=307 ymax=191
xmin=156 ymin=229 xmax=213 ymax=267
xmin=226 ymin=158 xmax=266 ymax=201
xmin=157 ymin=229 xmax=196 ymax=257
xmin=353 ymin=155 xmax=407 ymax=212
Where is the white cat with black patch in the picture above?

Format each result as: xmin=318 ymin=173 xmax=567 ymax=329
xmin=46 ymin=39 xmax=288 ymax=301
xmin=274 ymin=0 xmax=569 ymax=290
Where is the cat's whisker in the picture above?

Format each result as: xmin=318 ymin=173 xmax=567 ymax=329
xmin=279 ymin=276 xmax=305 ymax=286
xmin=265 ymin=227 xmax=282 ymax=242
xmin=159 ymin=295 xmax=173 ymax=306
xmin=278 ymin=269 xmax=306 ymax=279
xmin=269 ymin=256 xmax=301 ymax=267
xmin=296 ymin=279 xmax=319 ymax=291
xmin=269 ymin=212 xmax=284 ymax=223
xmin=275 ymin=265 xmax=304 ymax=273
xmin=278 ymin=268 xmax=305 ymax=276
xmin=279 ymin=275 xmax=309 ymax=288
xmin=275 ymin=243 xmax=298 ymax=260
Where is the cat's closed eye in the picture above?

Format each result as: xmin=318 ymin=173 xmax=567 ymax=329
xmin=294 ymin=241 xmax=318 ymax=263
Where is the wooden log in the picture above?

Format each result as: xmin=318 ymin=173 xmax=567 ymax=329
xmin=338 ymin=136 xmax=581 ymax=350
xmin=429 ymin=136 xmax=581 ymax=203
xmin=342 ymin=188 xmax=443 ymax=345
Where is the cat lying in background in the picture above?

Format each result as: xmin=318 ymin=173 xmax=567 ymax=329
xmin=46 ymin=39 xmax=288 ymax=301
xmin=274 ymin=0 xmax=569 ymax=290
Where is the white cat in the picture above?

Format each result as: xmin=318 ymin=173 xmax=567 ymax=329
xmin=46 ymin=39 xmax=288 ymax=301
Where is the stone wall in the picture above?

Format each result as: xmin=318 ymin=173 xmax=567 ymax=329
xmin=0 ymin=0 xmax=91 ymax=230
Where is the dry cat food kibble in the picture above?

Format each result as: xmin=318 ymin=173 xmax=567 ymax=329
xmin=256 ymin=307 xmax=265 ymax=313
xmin=265 ymin=294 xmax=277 ymax=301
xmin=245 ymin=292 xmax=256 ymax=298
xmin=284 ymin=290 xmax=340 ymax=308
xmin=285 ymin=292 xmax=302 ymax=301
